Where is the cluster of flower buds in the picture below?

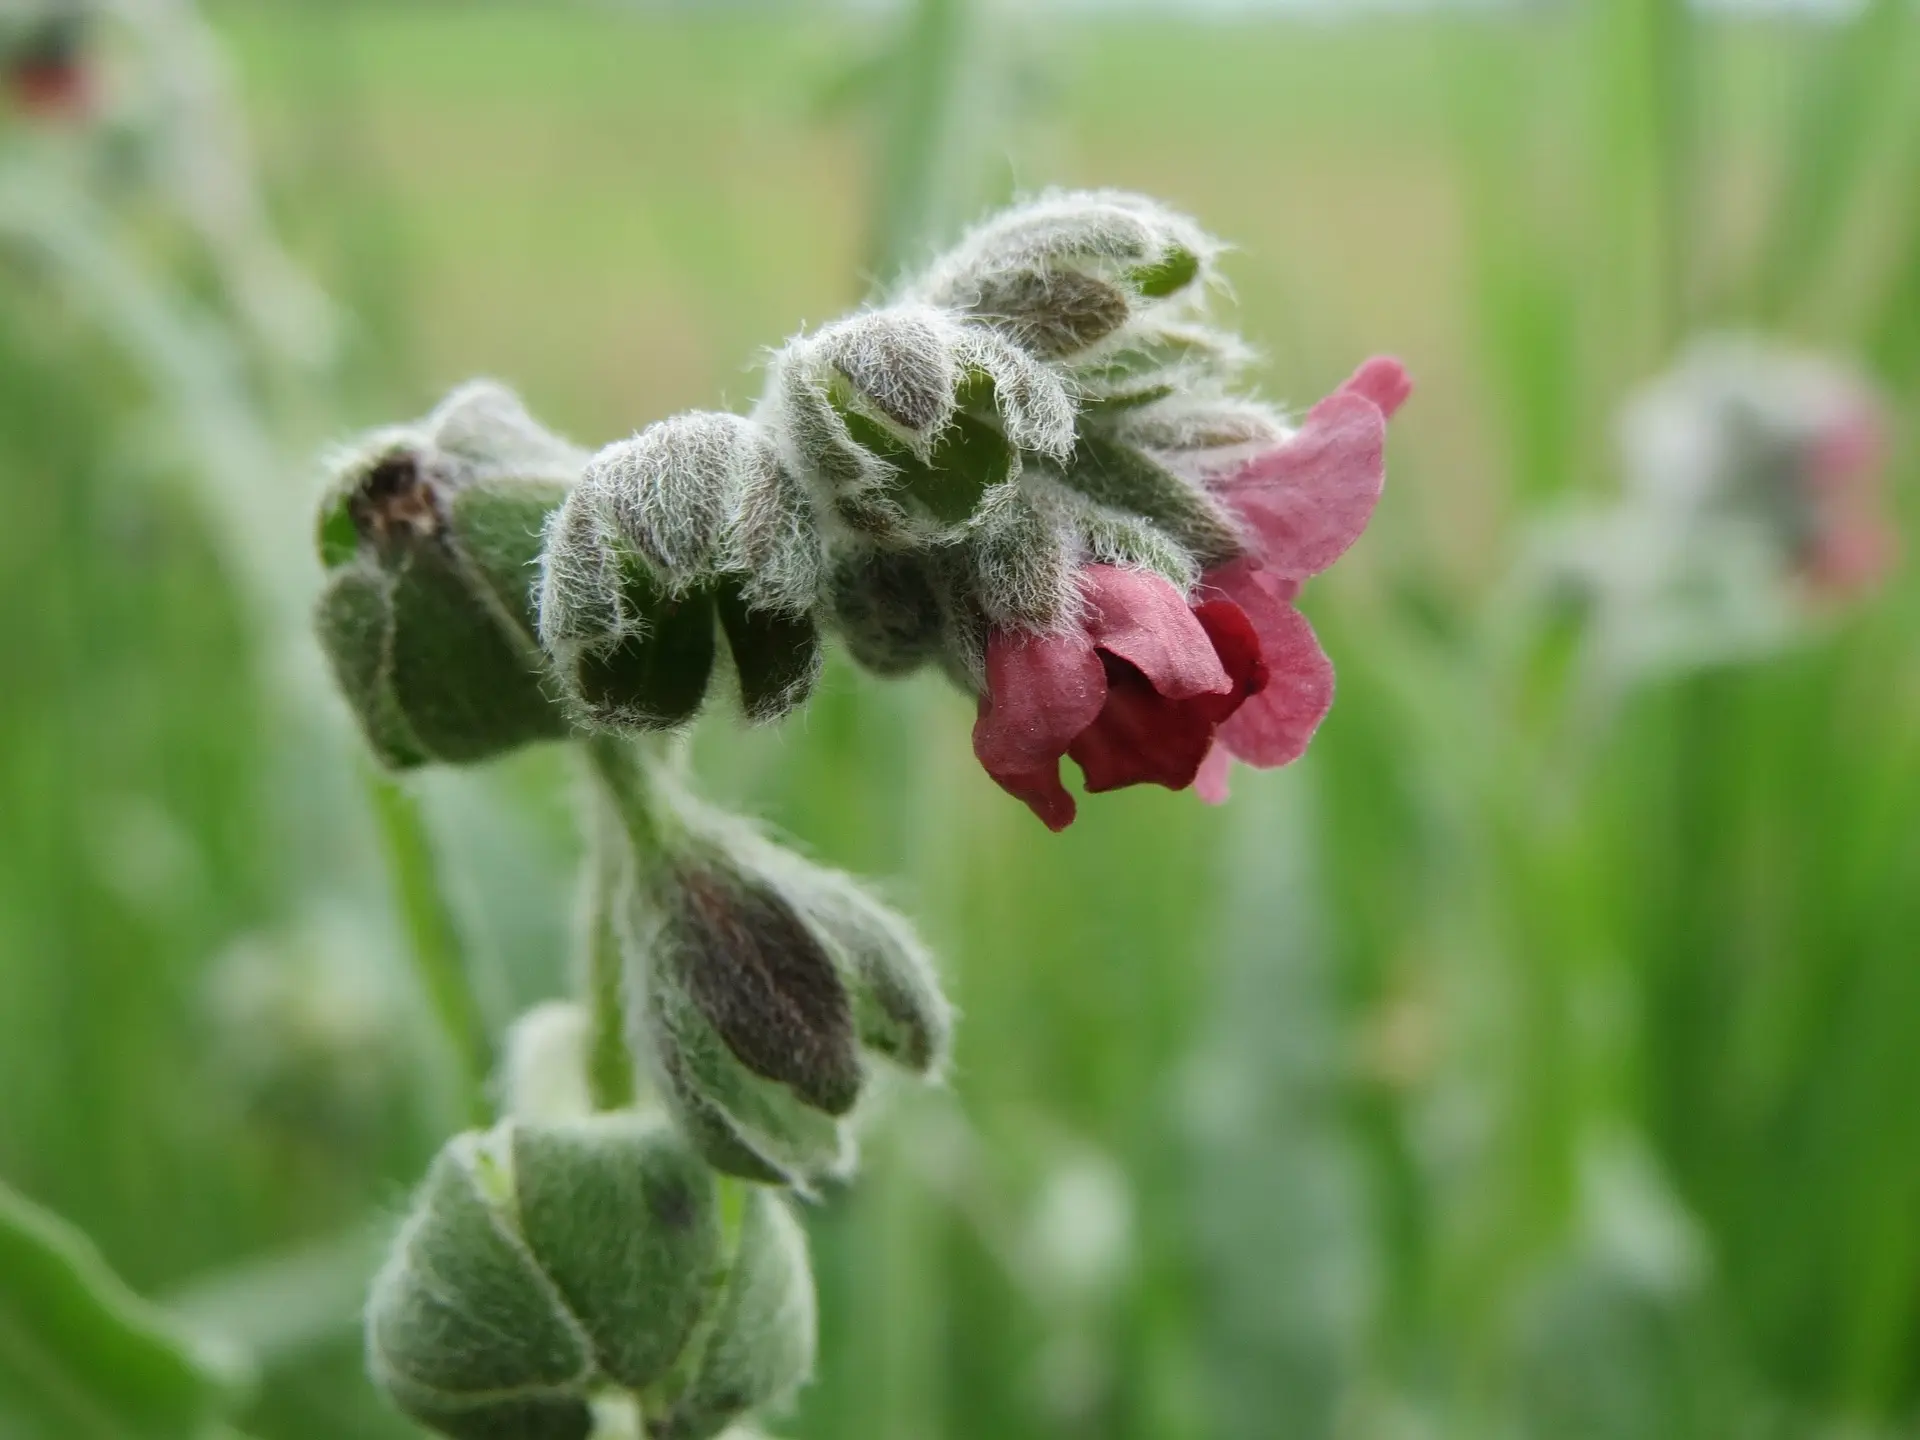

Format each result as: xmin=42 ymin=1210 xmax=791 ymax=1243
xmin=1532 ymin=336 xmax=1896 ymax=679
xmin=317 ymin=190 xmax=1406 ymax=1439
xmin=367 ymin=1113 xmax=813 ymax=1440
xmin=530 ymin=188 xmax=1409 ymax=828
xmin=2 ymin=0 xmax=89 ymax=120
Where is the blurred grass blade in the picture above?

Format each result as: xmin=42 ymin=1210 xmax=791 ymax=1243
xmin=161 ymin=1217 xmax=394 ymax=1371
xmin=366 ymin=773 xmax=492 ymax=1125
xmin=1752 ymin=0 xmax=1912 ymax=321
xmin=0 ymin=1180 xmax=251 ymax=1438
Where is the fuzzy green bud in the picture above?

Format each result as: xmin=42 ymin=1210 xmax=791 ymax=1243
xmin=538 ymin=414 xmax=822 ymax=728
xmin=908 ymin=190 xmax=1219 ymax=362
xmin=366 ymin=1115 xmax=814 ymax=1440
xmin=765 ymin=307 xmax=1074 ymax=548
xmin=826 ymin=547 xmax=950 ymax=678
xmin=315 ymin=384 xmax=584 ymax=768
xmin=624 ymin=794 xmax=952 ymax=1190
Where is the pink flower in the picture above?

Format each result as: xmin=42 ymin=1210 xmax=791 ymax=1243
xmin=972 ymin=564 xmax=1266 ymax=831
xmin=1194 ymin=356 xmax=1410 ymax=802
xmin=1801 ymin=395 xmax=1897 ymax=601
xmin=972 ymin=356 xmax=1411 ymax=828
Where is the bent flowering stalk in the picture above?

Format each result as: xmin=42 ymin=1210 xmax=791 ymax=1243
xmin=317 ymin=189 xmax=1403 ymax=1437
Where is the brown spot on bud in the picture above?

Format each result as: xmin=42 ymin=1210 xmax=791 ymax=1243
xmin=349 ymin=452 xmax=447 ymax=551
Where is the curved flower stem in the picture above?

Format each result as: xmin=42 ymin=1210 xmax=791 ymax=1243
xmin=581 ymin=782 xmax=636 ymax=1114
xmin=365 ymin=773 xmax=492 ymax=1127
xmin=579 ymin=733 xmax=680 ymax=1113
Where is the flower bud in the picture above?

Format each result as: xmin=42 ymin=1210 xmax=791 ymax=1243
xmin=626 ymin=798 xmax=952 ymax=1189
xmin=315 ymin=392 xmax=584 ymax=768
xmin=367 ymin=1116 xmax=814 ymax=1440
xmin=909 ymin=190 xmax=1219 ymax=360
xmin=826 ymin=547 xmax=950 ymax=678
xmin=538 ymin=415 xmax=822 ymax=729
xmin=1055 ymin=433 xmax=1244 ymax=569
xmin=765 ymin=309 xmax=1074 ymax=547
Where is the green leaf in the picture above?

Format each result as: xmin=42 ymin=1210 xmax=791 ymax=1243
xmin=0 ymin=1181 xmax=250 ymax=1440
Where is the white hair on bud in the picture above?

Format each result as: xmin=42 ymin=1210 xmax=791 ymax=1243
xmin=589 ymin=412 xmax=753 ymax=588
xmin=1105 ymin=394 xmax=1294 ymax=479
xmin=721 ymin=439 xmax=821 ymax=616
xmin=1063 ymin=322 xmax=1261 ymax=406
xmin=953 ymin=325 xmax=1077 ymax=461
xmin=1027 ymin=472 xmax=1199 ymax=595
xmin=965 ymin=487 xmax=1078 ymax=632
xmin=426 ymin=378 xmax=590 ymax=483
xmin=537 ymin=488 xmax=633 ymax=654
xmin=909 ymin=189 xmax=1222 ymax=314
xmin=818 ymin=306 xmax=961 ymax=448
xmin=759 ymin=342 xmax=910 ymax=544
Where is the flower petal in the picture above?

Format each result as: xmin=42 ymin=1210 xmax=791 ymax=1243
xmin=973 ymin=627 xmax=1108 ymax=831
xmin=1079 ymin=564 xmax=1231 ymax=700
xmin=1194 ymin=743 xmax=1233 ymax=805
xmin=1190 ymin=598 xmax=1268 ymax=720
xmin=1068 ymin=658 xmax=1219 ymax=794
xmin=1335 ymin=355 xmax=1412 ymax=420
xmin=1204 ymin=561 xmax=1334 ymax=769
xmin=1214 ymin=392 xmax=1386 ymax=579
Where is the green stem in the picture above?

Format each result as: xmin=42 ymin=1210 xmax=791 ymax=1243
xmin=582 ymin=733 xmax=671 ymax=862
xmin=582 ymin=786 xmax=636 ymax=1113
xmin=578 ymin=733 xmax=682 ymax=1113
xmin=365 ymin=773 xmax=492 ymax=1126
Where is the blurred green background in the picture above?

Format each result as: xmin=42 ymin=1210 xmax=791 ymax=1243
xmin=2 ymin=0 xmax=1917 ymax=1436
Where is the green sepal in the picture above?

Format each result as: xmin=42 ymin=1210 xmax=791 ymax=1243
xmin=375 ymin=1381 xmax=593 ymax=1440
xmin=314 ymin=563 xmax=430 ymax=770
xmin=651 ymin=850 xmax=863 ymax=1119
xmin=366 ymin=1134 xmax=592 ymax=1404
xmin=837 ymin=369 xmax=1015 ymax=532
xmin=826 ymin=548 xmax=948 ymax=678
xmin=0 ymin=1180 xmax=250 ymax=1440
xmin=1128 ymin=245 xmax=1200 ymax=299
xmin=571 ymin=568 xmax=716 ymax=731
xmin=715 ymin=581 xmax=822 ymax=724
xmin=1060 ymin=435 xmax=1242 ymax=567
xmin=388 ymin=543 xmax=571 ymax=762
xmin=316 ymin=487 xmax=360 ymax=570
xmin=448 ymin=478 xmax=572 ymax=636
xmin=777 ymin=865 xmax=952 ymax=1076
xmin=652 ymin=1192 xmax=817 ymax=1440
xmin=641 ymin=971 xmax=854 ymax=1190
xmin=512 ymin=1116 xmax=723 ymax=1393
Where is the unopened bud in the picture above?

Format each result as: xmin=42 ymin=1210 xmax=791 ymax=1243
xmin=538 ymin=415 xmax=821 ymax=728
xmin=367 ymin=1116 xmax=814 ymax=1440
xmin=626 ymin=798 xmax=951 ymax=1189
xmin=965 ymin=488 xmax=1077 ymax=631
xmin=766 ymin=309 xmax=1074 ymax=547
xmin=649 ymin=1189 xmax=816 ymax=1440
xmin=315 ymin=396 xmax=581 ymax=768
xmin=826 ymin=547 xmax=950 ymax=678
xmin=909 ymin=191 xmax=1219 ymax=361
xmin=1056 ymin=434 xmax=1243 ymax=569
